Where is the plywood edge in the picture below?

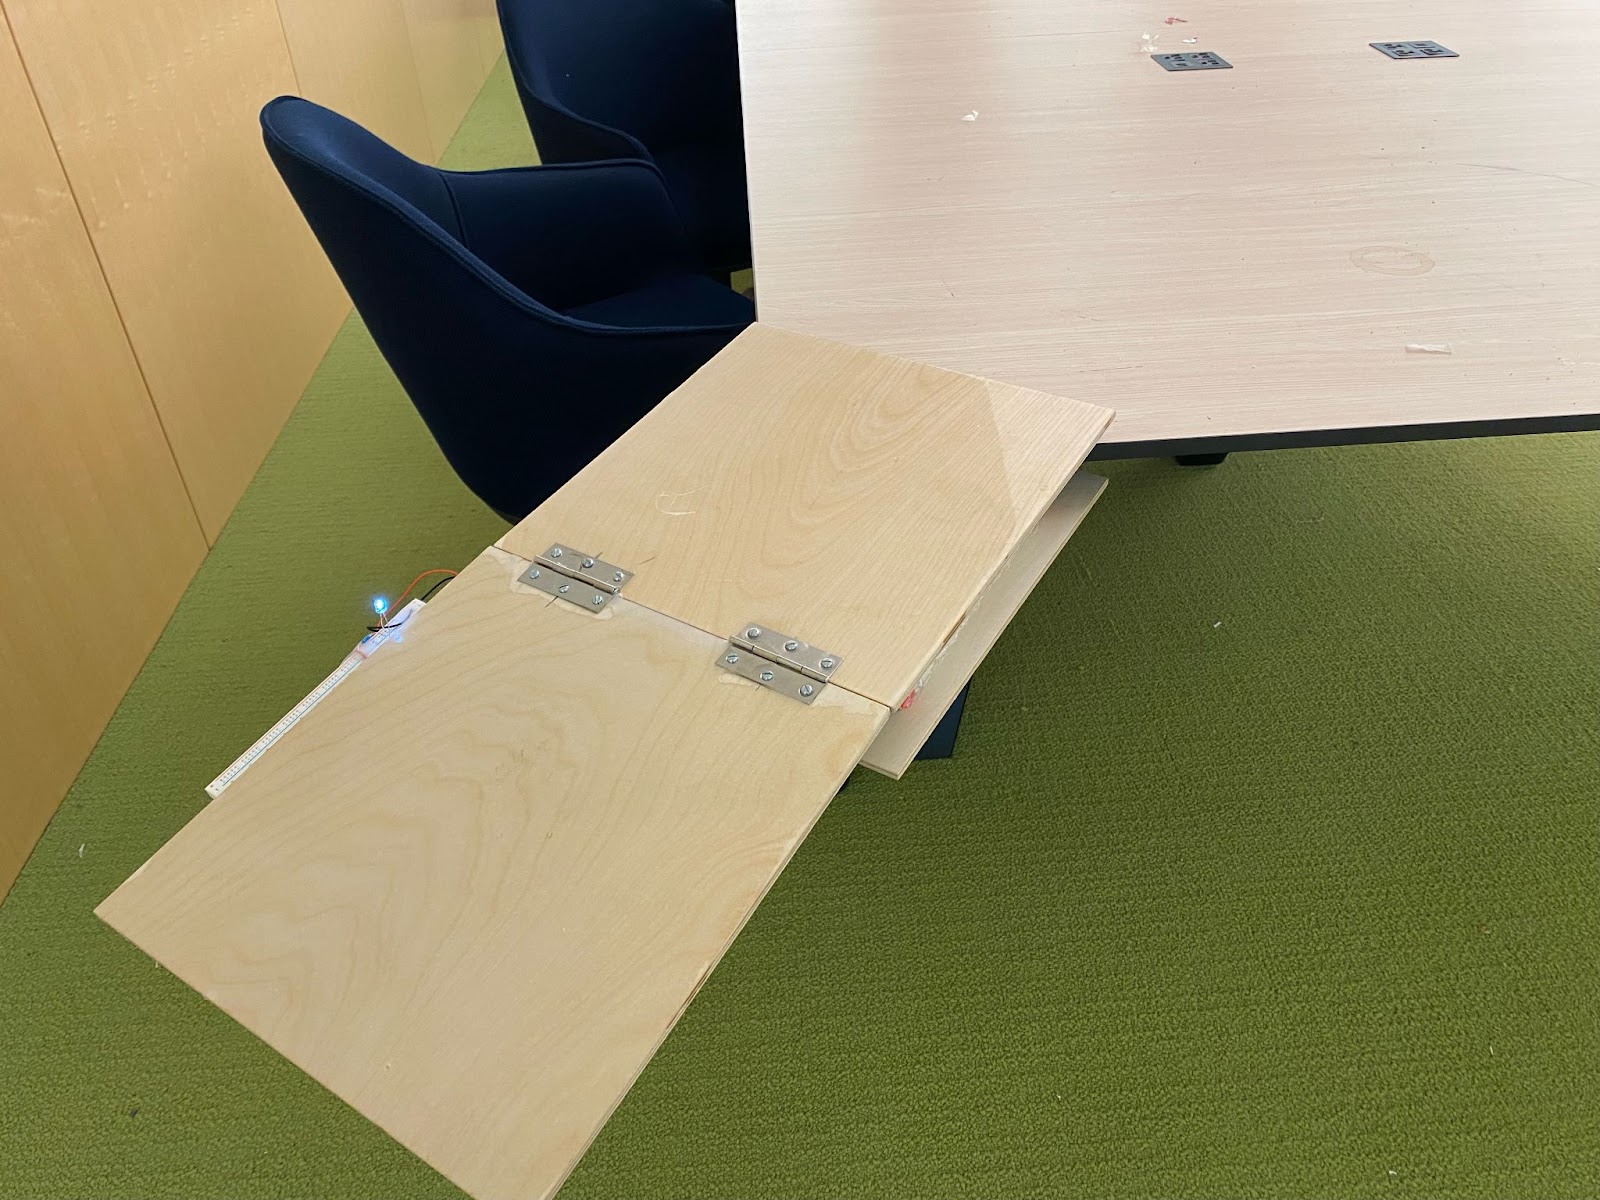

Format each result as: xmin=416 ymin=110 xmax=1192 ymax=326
xmin=860 ymin=472 xmax=1107 ymax=779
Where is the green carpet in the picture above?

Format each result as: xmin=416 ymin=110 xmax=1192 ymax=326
xmin=2 ymin=60 xmax=1597 ymax=1200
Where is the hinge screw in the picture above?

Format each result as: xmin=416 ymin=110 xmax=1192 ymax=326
xmin=799 ymin=684 xmax=815 ymax=697
xmin=582 ymin=557 xmax=595 ymax=569
xmin=746 ymin=626 xmax=762 ymax=639
xmin=591 ymin=595 xmax=604 ymax=607
xmin=819 ymin=658 xmax=835 ymax=670
xmin=550 ymin=547 xmax=563 ymax=558
xmin=784 ymin=640 xmax=799 ymax=651
xmin=558 ymin=583 xmax=570 ymax=594
xmin=529 ymin=568 xmax=541 ymax=578
xmin=725 ymin=653 xmax=739 ymax=664
xmin=613 ymin=572 xmax=624 ymax=583
xmin=760 ymin=670 xmax=774 ymax=682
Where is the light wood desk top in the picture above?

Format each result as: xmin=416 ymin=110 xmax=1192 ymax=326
xmin=738 ymin=0 xmax=1600 ymax=452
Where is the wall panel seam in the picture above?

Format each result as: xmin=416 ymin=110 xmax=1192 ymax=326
xmin=0 ymin=0 xmax=208 ymax=549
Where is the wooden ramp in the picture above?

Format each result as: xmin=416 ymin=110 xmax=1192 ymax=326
xmin=97 ymin=325 xmax=1112 ymax=1200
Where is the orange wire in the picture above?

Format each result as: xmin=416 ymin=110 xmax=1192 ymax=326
xmin=376 ymin=568 xmax=457 ymax=629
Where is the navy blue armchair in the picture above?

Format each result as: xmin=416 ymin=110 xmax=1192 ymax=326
xmin=497 ymin=0 xmax=751 ymax=276
xmin=260 ymin=96 xmax=753 ymax=520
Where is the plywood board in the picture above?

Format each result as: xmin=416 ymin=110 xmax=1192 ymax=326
xmin=739 ymin=0 xmax=1600 ymax=446
xmin=860 ymin=472 xmax=1105 ymax=779
xmin=4 ymin=0 xmax=349 ymax=538
xmin=98 ymin=546 xmax=887 ymax=1200
xmin=275 ymin=0 xmax=435 ymax=161
xmin=0 ymin=9 xmax=206 ymax=896
xmin=500 ymin=324 xmax=1112 ymax=708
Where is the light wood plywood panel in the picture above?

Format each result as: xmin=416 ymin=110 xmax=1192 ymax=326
xmin=0 ymin=11 xmax=206 ymax=896
xmin=861 ymin=472 xmax=1105 ymax=779
xmin=5 ymin=0 xmax=349 ymax=539
xmin=501 ymin=324 xmax=1112 ymax=708
xmin=739 ymin=0 xmax=1600 ymax=446
xmin=403 ymin=0 xmax=496 ymax=155
xmin=274 ymin=0 xmax=434 ymax=161
xmin=98 ymin=546 xmax=887 ymax=1200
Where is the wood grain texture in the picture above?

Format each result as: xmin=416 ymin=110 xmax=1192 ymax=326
xmin=860 ymin=472 xmax=1105 ymax=779
xmin=4 ymin=0 xmax=348 ymax=539
xmin=98 ymin=546 xmax=887 ymax=1200
xmin=403 ymin=0 xmax=497 ymax=156
xmin=739 ymin=0 xmax=1600 ymax=445
xmin=274 ymin=0 xmax=434 ymax=161
xmin=0 ymin=9 xmax=207 ymax=897
xmin=469 ymin=0 xmax=503 ymax=74
xmin=499 ymin=324 xmax=1112 ymax=708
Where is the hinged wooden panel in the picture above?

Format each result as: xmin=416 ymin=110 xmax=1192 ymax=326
xmin=500 ymin=324 xmax=1112 ymax=708
xmin=98 ymin=546 xmax=887 ymax=1200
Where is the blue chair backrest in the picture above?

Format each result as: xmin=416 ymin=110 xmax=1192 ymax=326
xmin=261 ymin=96 xmax=743 ymax=518
xmin=497 ymin=0 xmax=741 ymax=162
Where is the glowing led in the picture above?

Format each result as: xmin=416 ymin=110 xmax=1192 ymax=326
xmin=372 ymin=595 xmax=389 ymax=615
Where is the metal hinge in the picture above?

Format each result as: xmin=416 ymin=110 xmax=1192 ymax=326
xmin=518 ymin=544 xmax=633 ymax=611
xmin=718 ymin=624 xmax=842 ymax=704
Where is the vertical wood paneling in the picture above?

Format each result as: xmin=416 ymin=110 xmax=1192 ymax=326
xmin=274 ymin=0 xmax=435 ymax=160
xmin=469 ymin=0 xmax=504 ymax=73
xmin=0 ymin=8 xmax=207 ymax=897
xmin=0 ymin=0 xmax=498 ymax=895
xmin=403 ymin=0 xmax=496 ymax=153
xmin=4 ymin=0 xmax=349 ymax=540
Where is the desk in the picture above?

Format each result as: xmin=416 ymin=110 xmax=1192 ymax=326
xmin=738 ymin=0 xmax=1600 ymax=456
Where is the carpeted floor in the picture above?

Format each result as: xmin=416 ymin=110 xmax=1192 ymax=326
xmin=2 ymin=60 xmax=1597 ymax=1200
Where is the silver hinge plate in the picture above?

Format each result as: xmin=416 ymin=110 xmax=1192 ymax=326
xmin=518 ymin=545 xmax=632 ymax=611
xmin=718 ymin=624 xmax=842 ymax=704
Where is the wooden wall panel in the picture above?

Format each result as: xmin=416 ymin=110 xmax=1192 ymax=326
xmin=469 ymin=0 xmax=504 ymax=73
xmin=3 ymin=0 xmax=349 ymax=540
xmin=0 ymin=9 xmax=207 ymax=897
xmin=404 ymin=0 xmax=498 ymax=153
xmin=275 ymin=0 xmax=435 ymax=160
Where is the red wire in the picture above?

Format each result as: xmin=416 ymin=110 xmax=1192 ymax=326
xmin=377 ymin=568 xmax=457 ymax=629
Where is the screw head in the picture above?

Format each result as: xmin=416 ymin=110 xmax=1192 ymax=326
xmin=529 ymin=568 xmax=541 ymax=578
xmin=557 ymin=583 xmax=570 ymax=594
xmin=784 ymin=640 xmax=799 ymax=651
xmin=760 ymin=670 xmax=774 ymax=682
xmin=799 ymin=684 xmax=815 ymax=697
xmin=746 ymin=626 xmax=762 ymax=639
xmin=819 ymin=658 xmax=836 ymax=670
xmin=582 ymin=557 xmax=595 ymax=569
xmin=549 ymin=547 xmax=563 ymax=558
xmin=613 ymin=572 xmax=624 ymax=583
xmin=725 ymin=653 xmax=739 ymax=665
xmin=591 ymin=595 xmax=604 ymax=607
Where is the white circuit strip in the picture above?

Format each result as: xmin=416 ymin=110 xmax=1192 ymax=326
xmin=204 ymin=598 xmax=426 ymax=799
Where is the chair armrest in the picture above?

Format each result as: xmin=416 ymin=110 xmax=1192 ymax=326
xmin=442 ymin=159 xmax=701 ymax=311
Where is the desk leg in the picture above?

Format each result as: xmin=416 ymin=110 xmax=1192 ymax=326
xmin=1175 ymin=453 xmax=1229 ymax=467
xmin=915 ymin=681 xmax=971 ymax=761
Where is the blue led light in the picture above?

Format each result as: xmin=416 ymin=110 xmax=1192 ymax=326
xmin=372 ymin=595 xmax=389 ymax=615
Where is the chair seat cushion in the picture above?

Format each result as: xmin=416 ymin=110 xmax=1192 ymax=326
xmin=652 ymin=141 xmax=752 ymax=274
xmin=563 ymin=272 xmax=754 ymax=330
